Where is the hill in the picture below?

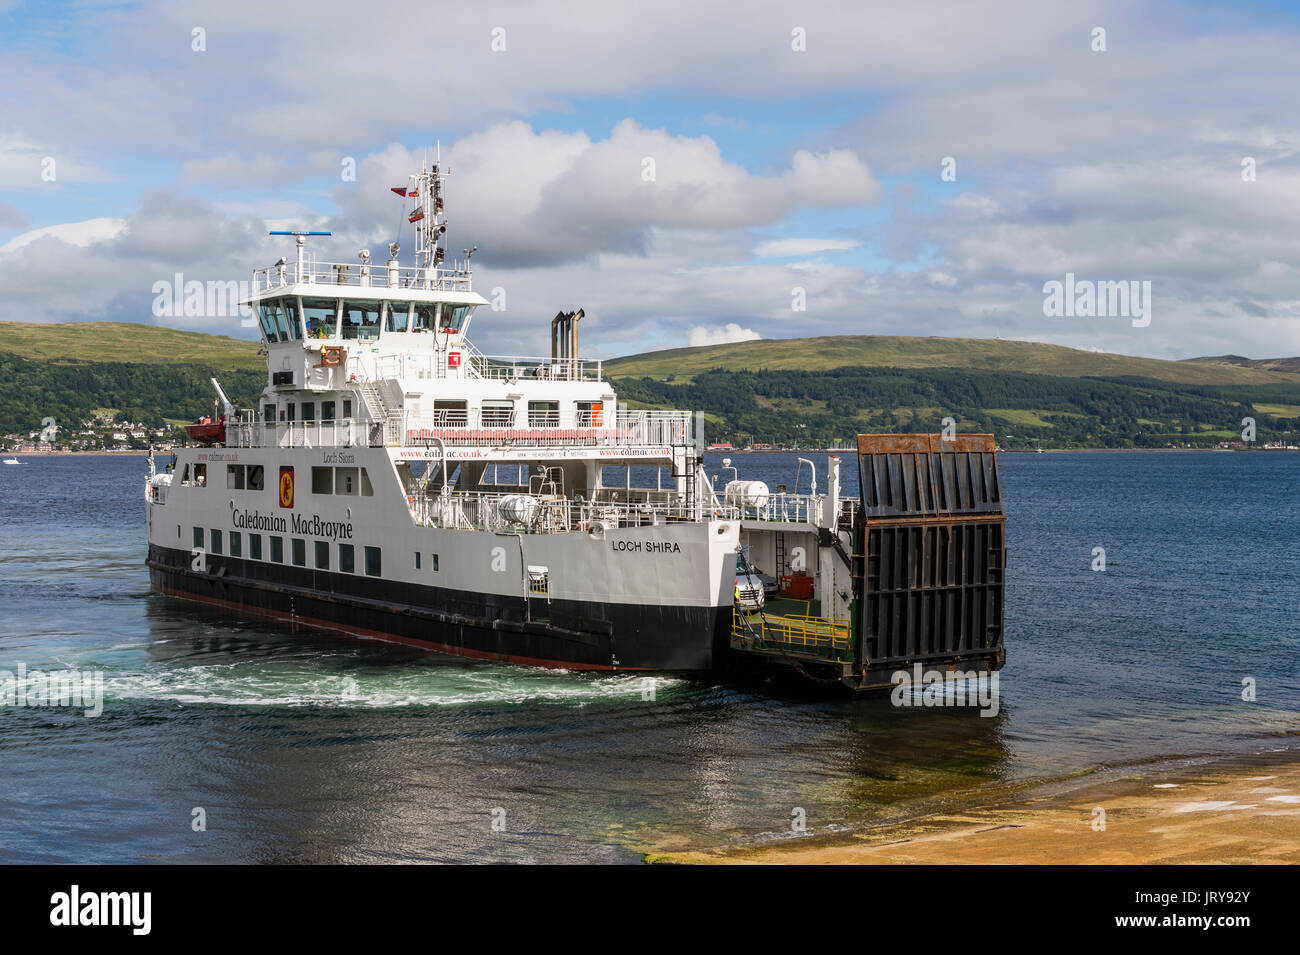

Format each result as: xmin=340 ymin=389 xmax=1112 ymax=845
xmin=0 ymin=322 xmax=264 ymax=439
xmin=1184 ymin=354 xmax=1300 ymax=375
xmin=605 ymin=335 xmax=1299 ymax=386
xmin=0 ymin=321 xmax=262 ymax=369
xmin=606 ymin=336 xmax=1300 ymax=449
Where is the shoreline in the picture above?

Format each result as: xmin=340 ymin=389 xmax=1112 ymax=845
xmin=647 ymin=747 xmax=1300 ymax=864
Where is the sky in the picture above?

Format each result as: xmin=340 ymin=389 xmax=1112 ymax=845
xmin=1 ymin=0 xmax=1298 ymax=360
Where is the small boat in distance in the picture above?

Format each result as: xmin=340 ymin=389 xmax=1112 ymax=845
xmin=2 ymin=457 xmax=19 ymax=465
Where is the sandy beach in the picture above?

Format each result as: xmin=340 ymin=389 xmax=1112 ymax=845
xmin=648 ymin=751 xmax=1300 ymax=864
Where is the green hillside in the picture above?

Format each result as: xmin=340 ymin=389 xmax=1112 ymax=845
xmin=0 ymin=321 xmax=262 ymax=369
xmin=0 ymin=322 xmax=264 ymax=438
xmin=607 ymin=336 xmax=1300 ymax=449
xmin=606 ymin=335 xmax=1298 ymax=386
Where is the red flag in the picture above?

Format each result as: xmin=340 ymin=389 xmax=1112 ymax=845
xmin=408 ymin=209 xmax=425 ymax=223
xmin=390 ymin=186 xmax=408 ymax=197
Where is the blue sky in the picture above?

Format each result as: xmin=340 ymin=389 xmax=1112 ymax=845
xmin=1 ymin=0 xmax=1298 ymax=360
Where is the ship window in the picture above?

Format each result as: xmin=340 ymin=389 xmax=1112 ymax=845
xmin=249 ymin=534 xmax=263 ymax=560
xmin=384 ymin=301 xmax=411 ymax=333
xmin=339 ymin=543 xmax=355 ymax=573
xmin=321 ymin=401 xmax=336 ymax=421
xmin=432 ymin=553 xmax=439 ymax=572
xmin=364 ymin=546 xmax=381 ymax=577
xmin=414 ymin=552 xmax=421 ymax=570
xmin=343 ymin=399 xmax=353 ymax=419
xmin=230 ymin=531 xmax=242 ymax=558
xmin=281 ymin=298 xmax=304 ymax=340
xmin=292 ymin=538 xmax=306 ymax=567
xmin=286 ymin=404 xmax=296 ymax=423
xmin=312 ymin=467 xmax=333 ymax=494
xmin=248 ymin=466 xmax=264 ymax=491
xmin=577 ymin=401 xmax=604 ymax=427
xmin=412 ymin=303 xmax=437 ymax=333
xmin=360 ymin=468 xmax=374 ymax=496
xmin=434 ymin=400 xmax=467 ymax=426
xmin=443 ymin=304 xmax=473 ymax=333
xmin=270 ymin=300 xmax=291 ymax=342
xmin=302 ymin=298 xmax=339 ymax=339
xmin=227 ymin=465 xmax=245 ymax=490
xmin=315 ymin=541 xmax=329 ymax=570
xmin=336 ymin=466 xmax=358 ymax=495
xmin=341 ymin=300 xmax=381 ymax=341
xmin=528 ymin=401 xmax=559 ymax=427
xmin=257 ymin=302 xmax=280 ymax=342
xmin=482 ymin=400 xmax=514 ymax=428
xmin=177 ymin=525 xmax=181 ymax=539
xmin=192 ymin=463 xmax=207 ymax=486
xmin=210 ymin=529 xmax=223 ymax=555
xmin=193 ymin=526 xmax=203 ymax=548
xmin=302 ymin=402 xmax=315 ymax=422
xmin=263 ymin=404 xmax=276 ymax=426
xmin=270 ymin=536 xmax=284 ymax=563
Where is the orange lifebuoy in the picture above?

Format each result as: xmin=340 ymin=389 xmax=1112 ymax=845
xmin=320 ymin=345 xmax=344 ymax=366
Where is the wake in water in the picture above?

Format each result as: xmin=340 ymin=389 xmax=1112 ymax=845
xmin=106 ymin=661 xmax=684 ymax=709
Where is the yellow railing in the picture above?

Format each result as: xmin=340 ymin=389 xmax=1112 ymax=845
xmin=732 ymin=607 xmax=851 ymax=653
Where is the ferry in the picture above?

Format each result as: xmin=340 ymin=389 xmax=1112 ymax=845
xmin=145 ymin=160 xmax=1008 ymax=686
xmin=146 ymin=159 xmax=746 ymax=670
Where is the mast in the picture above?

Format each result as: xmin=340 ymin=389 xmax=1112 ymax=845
xmin=408 ymin=145 xmax=449 ymax=275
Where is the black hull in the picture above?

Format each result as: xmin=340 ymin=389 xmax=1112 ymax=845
xmin=147 ymin=544 xmax=727 ymax=671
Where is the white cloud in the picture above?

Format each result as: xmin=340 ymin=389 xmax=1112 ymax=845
xmin=686 ymin=323 xmax=762 ymax=347
xmin=755 ymin=238 xmax=859 ymax=258
xmin=0 ymin=217 xmax=127 ymax=254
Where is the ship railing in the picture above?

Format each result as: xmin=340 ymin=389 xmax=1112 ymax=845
xmin=468 ymin=352 xmax=604 ymax=383
xmin=227 ymin=419 xmax=381 ymax=449
xmin=404 ymin=409 xmax=693 ymax=449
xmin=732 ymin=606 xmax=852 ymax=660
xmin=226 ymin=409 xmax=694 ymax=450
xmin=251 ymin=260 xmax=473 ymax=293
xmin=407 ymin=488 xmax=739 ymax=533
xmin=741 ymin=493 xmax=825 ymax=526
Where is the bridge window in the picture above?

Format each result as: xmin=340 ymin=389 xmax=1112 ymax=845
xmin=302 ymin=298 xmax=339 ymax=339
xmin=441 ymin=304 xmax=473 ymax=333
xmin=257 ymin=301 xmax=280 ymax=342
xmin=385 ymin=301 xmax=411 ymax=333
xmin=341 ymin=300 xmax=381 ymax=340
xmin=321 ymin=401 xmax=336 ymax=421
xmin=281 ymin=297 xmax=304 ymax=340
xmin=412 ymin=303 xmax=437 ymax=333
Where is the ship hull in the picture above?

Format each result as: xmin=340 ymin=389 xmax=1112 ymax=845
xmin=147 ymin=544 xmax=728 ymax=671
